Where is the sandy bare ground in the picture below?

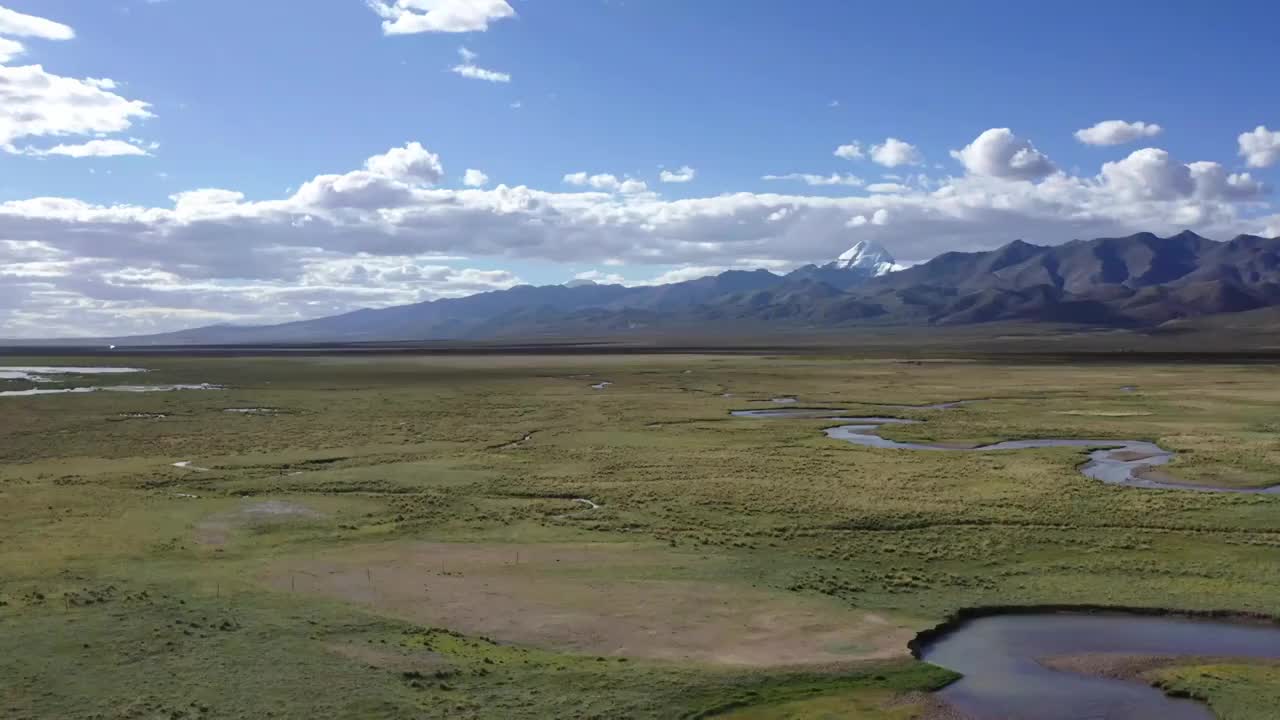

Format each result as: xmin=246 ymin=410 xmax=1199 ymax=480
xmin=262 ymin=541 xmax=915 ymax=667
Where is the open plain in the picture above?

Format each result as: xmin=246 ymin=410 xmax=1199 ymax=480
xmin=2 ymin=351 xmax=1279 ymax=719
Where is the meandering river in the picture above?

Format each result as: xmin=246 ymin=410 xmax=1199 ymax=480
xmin=732 ymin=404 xmax=1280 ymax=491
xmin=731 ymin=405 xmax=1280 ymax=493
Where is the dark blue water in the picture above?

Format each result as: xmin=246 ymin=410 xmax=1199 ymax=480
xmin=920 ymin=613 xmax=1280 ymax=720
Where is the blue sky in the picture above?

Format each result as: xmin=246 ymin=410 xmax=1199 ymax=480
xmin=2 ymin=0 xmax=1279 ymax=336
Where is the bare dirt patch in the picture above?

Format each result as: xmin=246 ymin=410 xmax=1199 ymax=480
xmin=886 ymin=692 xmax=973 ymax=720
xmin=195 ymin=499 xmax=323 ymax=546
xmin=263 ymin=541 xmax=914 ymax=667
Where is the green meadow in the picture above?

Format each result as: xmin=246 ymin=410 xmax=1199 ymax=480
xmin=2 ymin=353 xmax=1278 ymax=718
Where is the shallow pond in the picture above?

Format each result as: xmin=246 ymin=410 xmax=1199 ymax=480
xmin=0 ymin=383 xmax=221 ymax=397
xmin=919 ymin=613 xmax=1280 ymax=720
xmin=0 ymin=366 xmax=146 ymax=383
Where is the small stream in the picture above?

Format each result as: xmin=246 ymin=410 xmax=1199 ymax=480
xmin=731 ymin=406 xmax=1280 ymax=493
xmin=918 ymin=612 xmax=1280 ymax=720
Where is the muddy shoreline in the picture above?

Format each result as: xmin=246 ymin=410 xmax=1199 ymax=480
xmin=1040 ymin=652 xmax=1280 ymax=681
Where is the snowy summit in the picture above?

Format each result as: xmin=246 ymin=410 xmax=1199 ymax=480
xmin=825 ymin=241 xmax=904 ymax=276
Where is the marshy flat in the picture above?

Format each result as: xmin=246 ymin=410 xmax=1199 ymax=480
xmin=5 ymin=353 xmax=1279 ymax=719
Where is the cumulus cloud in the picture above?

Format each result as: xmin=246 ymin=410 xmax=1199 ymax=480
xmin=462 ymin=168 xmax=489 ymax=187
xmin=0 ymin=8 xmax=154 ymax=158
xmin=0 ymin=66 xmax=153 ymax=151
xmin=1074 ymin=120 xmax=1163 ymax=146
xmin=659 ymin=165 xmax=696 ymax=183
xmin=869 ymin=138 xmax=922 ymax=167
xmin=363 ymin=142 xmax=443 ymax=184
xmin=1187 ymin=161 xmax=1266 ymax=200
xmin=762 ymin=173 xmax=864 ymax=187
xmin=450 ymin=46 xmax=510 ymax=82
xmin=562 ymin=172 xmax=647 ymax=194
xmin=1239 ymin=126 xmax=1280 ymax=169
xmin=2 ymin=135 xmax=1277 ymax=337
xmin=1098 ymin=148 xmax=1267 ymax=202
xmin=950 ymin=128 xmax=1056 ymax=181
xmin=1098 ymin=148 xmax=1193 ymax=200
xmin=833 ymin=142 xmax=863 ymax=160
xmin=367 ymin=0 xmax=516 ymax=34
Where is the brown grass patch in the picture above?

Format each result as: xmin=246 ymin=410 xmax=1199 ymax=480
xmin=263 ymin=541 xmax=914 ymax=667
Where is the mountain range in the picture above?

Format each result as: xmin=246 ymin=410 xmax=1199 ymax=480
xmin=31 ymin=232 xmax=1280 ymax=344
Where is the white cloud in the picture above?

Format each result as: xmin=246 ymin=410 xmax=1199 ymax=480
xmin=1096 ymin=149 xmax=1266 ymax=202
xmin=449 ymin=46 xmax=510 ymax=82
xmin=27 ymin=139 xmax=151 ymax=158
xmin=363 ymin=141 xmax=443 ymax=184
xmin=1187 ymin=161 xmax=1266 ymax=200
xmin=462 ymin=168 xmax=489 ymax=187
xmin=0 ymin=7 xmax=153 ymax=158
xmin=367 ymin=0 xmax=516 ymax=34
xmin=869 ymin=138 xmax=922 ymax=167
xmin=866 ymin=182 xmax=909 ymax=193
xmin=0 ymin=36 xmax=23 ymax=62
xmin=563 ymin=172 xmax=647 ymax=194
xmin=1098 ymin=148 xmax=1193 ymax=200
xmin=870 ymin=208 xmax=890 ymax=225
xmin=950 ymin=127 xmax=1056 ymax=181
xmin=1074 ymin=120 xmax=1162 ymax=146
xmin=1265 ymin=217 xmax=1280 ymax=238
xmin=451 ymin=62 xmax=510 ymax=82
xmin=0 ymin=5 xmax=74 ymax=40
xmin=659 ymin=165 xmax=696 ymax=183
xmin=1238 ymin=126 xmax=1280 ymax=169
xmin=643 ymin=266 xmax=730 ymax=285
xmin=0 ymin=66 xmax=152 ymax=150
xmin=834 ymin=142 xmax=863 ymax=160
xmin=572 ymin=270 xmax=626 ymax=285
xmin=762 ymin=173 xmax=863 ymax=187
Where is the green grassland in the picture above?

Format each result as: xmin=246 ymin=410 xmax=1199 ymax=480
xmin=2 ymin=353 xmax=1278 ymax=718
xmin=1147 ymin=662 xmax=1280 ymax=720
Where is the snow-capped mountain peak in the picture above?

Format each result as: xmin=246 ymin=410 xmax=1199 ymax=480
xmin=825 ymin=240 xmax=903 ymax=276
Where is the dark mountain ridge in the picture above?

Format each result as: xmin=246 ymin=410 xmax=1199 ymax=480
xmin=16 ymin=232 xmax=1280 ymax=345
